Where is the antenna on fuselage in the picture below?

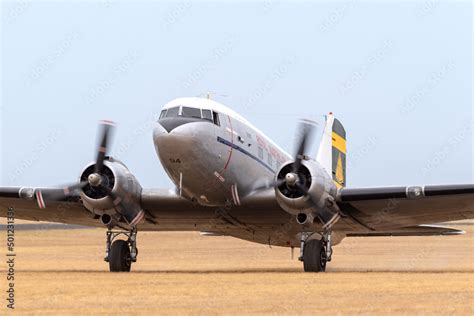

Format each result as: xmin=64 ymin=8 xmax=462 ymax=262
xmin=197 ymin=92 xmax=229 ymax=100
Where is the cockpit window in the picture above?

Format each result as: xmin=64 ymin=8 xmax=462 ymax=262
xmin=165 ymin=107 xmax=180 ymax=117
xmin=159 ymin=110 xmax=167 ymax=119
xmin=181 ymin=107 xmax=202 ymax=119
xmin=213 ymin=111 xmax=220 ymax=126
xmin=202 ymin=109 xmax=212 ymax=121
xmin=159 ymin=106 xmax=217 ymax=125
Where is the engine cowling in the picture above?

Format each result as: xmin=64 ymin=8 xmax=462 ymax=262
xmin=79 ymin=158 xmax=143 ymax=218
xmin=275 ymin=159 xmax=338 ymax=222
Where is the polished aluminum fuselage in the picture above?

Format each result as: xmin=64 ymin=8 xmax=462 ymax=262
xmin=153 ymin=103 xmax=291 ymax=207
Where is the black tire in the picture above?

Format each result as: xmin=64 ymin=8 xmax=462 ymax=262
xmin=303 ymin=239 xmax=327 ymax=273
xmin=109 ymin=240 xmax=131 ymax=272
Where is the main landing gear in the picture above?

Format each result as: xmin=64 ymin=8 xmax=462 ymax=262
xmin=104 ymin=228 xmax=138 ymax=272
xmin=299 ymin=231 xmax=333 ymax=273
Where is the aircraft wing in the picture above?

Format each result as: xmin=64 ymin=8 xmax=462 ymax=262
xmin=0 ymin=199 xmax=102 ymax=227
xmin=0 ymin=187 xmax=213 ymax=229
xmin=0 ymin=187 xmax=102 ymax=227
xmin=0 ymin=187 xmax=288 ymax=232
xmin=1 ymin=184 xmax=473 ymax=248
xmin=337 ymin=184 xmax=474 ymax=231
xmin=0 ymin=186 xmax=297 ymax=248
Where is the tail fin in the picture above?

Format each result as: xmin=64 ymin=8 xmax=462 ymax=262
xmin=316 ymin=113 xmax=347 ymax=188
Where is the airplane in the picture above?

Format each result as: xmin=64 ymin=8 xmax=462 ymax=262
xmin=1 ymin=97 xmax=473 ymax=273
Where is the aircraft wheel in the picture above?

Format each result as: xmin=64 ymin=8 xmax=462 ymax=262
xmin=109 ymin=240 xmax=132 ymax=272
xmin=303 ymin=239 xmax=327 ymax=273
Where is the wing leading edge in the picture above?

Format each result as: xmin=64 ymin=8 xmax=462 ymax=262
xmin=1 ymin=184 xmax=473 ymax=244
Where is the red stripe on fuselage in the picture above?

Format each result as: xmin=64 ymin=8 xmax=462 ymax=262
xmin=220 ymin=115 xmax=234 ymax=173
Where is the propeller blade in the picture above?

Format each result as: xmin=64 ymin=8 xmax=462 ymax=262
xmin=63 ymin=181 xmax=89 ymax=195
xmin=35 ymin=181 xmax=88 ymax=209
xmin=97 ymin=185 xmax=121 ymax=207
xmin=249 ymin=178 xmax=286 ymax=195
xmin=298 ymin=183 xmax=340 ymax=229
xmin=95 ymin=120 xmax=116 ymax=174
xmin=295 ymin=182 xmax=309 ymax=195
xmin=98 ymin=184 xmax=143 ymax=226
xmin=292 ymin=119 xmax=317 ymax=173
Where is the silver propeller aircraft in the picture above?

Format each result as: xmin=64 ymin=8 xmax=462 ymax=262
xmin=1 ymin=97 xmax=473 ymax=272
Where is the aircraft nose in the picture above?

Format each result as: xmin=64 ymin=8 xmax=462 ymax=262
xmin=157 ymin=118 xmax=180 ymax=133
xmin=153 ymin=119 xmax=197 ymax=146
xmin=156 ymin=117 xmax=205 ymax=134
xmin=154 ymin=121 xmax=169 ymax=137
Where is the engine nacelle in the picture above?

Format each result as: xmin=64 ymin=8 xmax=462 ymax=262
xmin=79 ymin=158 xmax=143 ymax=216
xmin=275 ymin=159 xmax=337 ymax=217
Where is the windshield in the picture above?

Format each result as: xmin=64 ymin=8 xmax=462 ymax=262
xmin=181 ymin=107 xmax=202 ymax=118
xmin=165 ymin=107 xmax=180 ymax=117
xmin=159 ymin=106 xmax=219 ymax=126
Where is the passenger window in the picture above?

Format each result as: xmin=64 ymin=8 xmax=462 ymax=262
xmin=181 ymin=107 xmax=201 ymax=118
xmin=202 ymin=109 xmax=213 ymax=121
xmin=258 ymin=147 xmax=264 ymax=160
xmin=213 ymin=111 xmax=220 ymax=126
xmin=159 ymin=110 xmax=167 ymax=119
xmin=268 ymin=153 xmax=273 ymax=166
xmin=165 ymin=107 xmax=180 ymax=117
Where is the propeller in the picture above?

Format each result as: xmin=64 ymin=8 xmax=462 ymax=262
xmin=34 ymin=120 xmax=116 ymax=208
xmin=249 ymin=119 xmax=340 ymax=228
xmin=35 ymin=120 xmax=144 ymax=227
xmin=250 ymin=119 xmax=318 ymax=195
xmin=284 ymin=120 xmax=341 ymax=227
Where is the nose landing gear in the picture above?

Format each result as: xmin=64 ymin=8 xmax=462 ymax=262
xmin=105 ymin=228 xmax=138 ymax=272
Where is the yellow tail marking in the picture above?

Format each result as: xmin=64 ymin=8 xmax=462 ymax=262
xmin=332 ymin=132 xmax=347 ymax=154
xmin=334 ymin=153 xmax=345 ymax=188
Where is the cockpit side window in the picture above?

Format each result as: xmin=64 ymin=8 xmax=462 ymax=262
xmin=165 ymin=107 xmax=180 ymax=117
xmin=181 ymin=107 xmax=202 ymax=119
xmin=213 ymin=111 xmax=220 ymax=126
xmin=159 ymin=110 xmax=167 ymax=119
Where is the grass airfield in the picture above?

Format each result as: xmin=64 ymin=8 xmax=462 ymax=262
xmin=1 ymin=221 xmax=473 ymax=315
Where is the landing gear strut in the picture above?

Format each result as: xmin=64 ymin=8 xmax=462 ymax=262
xmin=104 ymin=228 xmax=138 ymax=272
xmin=299 ymin=231 xmax=333 ymax=273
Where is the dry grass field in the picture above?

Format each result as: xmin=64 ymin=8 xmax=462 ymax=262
xmin=1 ymin=221 xmax=473 ymax=315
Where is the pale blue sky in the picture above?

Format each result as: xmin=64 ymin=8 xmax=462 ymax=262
xmin=1 ymin=0 xmax=472 ymax=189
